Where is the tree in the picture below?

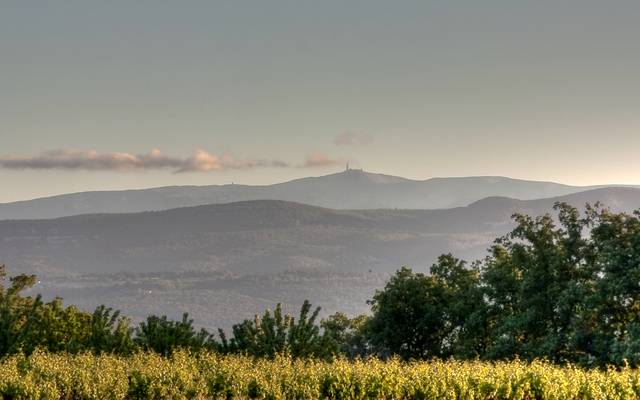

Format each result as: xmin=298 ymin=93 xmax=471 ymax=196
xmin=135 ymin=313 xmax=214 ymax=356
xmin=366 ymin=256 xmax=484 ymax=360
xmin=0 ymin=265 xmax=40 ymax=356
xmin=1 ymin=265 xmax=136 ymax=356
xmin=320 ymin=312 xmax=370 ymax=358
xmin=579 ymin=206 xmax=640 ymax=365
xmin=87 ymin=305 xmax=134 ymax=354
xmin=430 ymin=254 xmax=486 ymax=358
xmin=222 ymin=300 xmax=330 ymax=358
xmin=366 ymin=267 xmax=448 ymax=359
xmin=288 ymin=300 xmax=324 ymax=358
xmin=225 ymin=303 xmax=292 ymax=357
xmin=364 ymin=202 xmax=640 ymax=366
xmin=481 ymin=204 xmax=590 ymax=362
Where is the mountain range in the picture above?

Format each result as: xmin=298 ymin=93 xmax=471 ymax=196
xmin=3 ymin=186 xmax=640 ymax=279
xmin=3 ymin=172 xmax=640 ymax=330
xmin=0 ymin=169 xmax=625 ymax=220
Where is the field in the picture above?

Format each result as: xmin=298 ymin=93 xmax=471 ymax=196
xmin=1 ymin=351 xmax=640 ymax=400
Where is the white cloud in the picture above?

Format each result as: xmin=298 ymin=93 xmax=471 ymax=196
xmin=0 ymin=148 xmax=347 ymax=173
xmin=0 ymin=149 xmax=290 ymax=173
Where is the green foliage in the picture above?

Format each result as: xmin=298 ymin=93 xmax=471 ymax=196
xmin=365 ymin=254 xmax=485 ymax=360
xmin=480 ymin=203 xmax=589 ymax=361
xmin=134 ymin=313 xmax=214 ymax=356
xmin=221 ymin=300 xmax=333 ymax=359
xmin=225 ymin=303 xmax=291 ymax=357
xmin=287 ymin=299 xmax=323 ymax=357
xmin=366 ymin=266 xmax=449 ymax=359
xmin=430 ymin=254 xmax=485 ymax=357
xmin=0 ymin=265 xmax=38 ymax=355
xmin=0 ymin=264 xmax=336 ymax=359
xmin=320 ymin=312 xmax=370 ymax=358
xmin=88 ymin=306 xmax=134 ymax=355
xmin=478 ymin=203 xmax=640 ymax=365
xmin=365 ymin=202 xmax=640 ymax=367
xmin=0 ymin=264 xmax=136 ymax=357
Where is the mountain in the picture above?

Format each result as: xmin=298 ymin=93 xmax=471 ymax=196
xmin=3 ymin=187 xmax=640 ymax=277
xmin=0 ymin=169 xmax=616 ymax=219
xmin=3 ymin=187 xmax=640 ymax=330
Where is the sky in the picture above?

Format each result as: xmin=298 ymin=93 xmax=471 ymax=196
xmin=1 ymin=1 xmax=639 ymax=202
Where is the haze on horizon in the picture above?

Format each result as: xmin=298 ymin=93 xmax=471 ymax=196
xmin=2 ymin=1 xmax=639 ymax=203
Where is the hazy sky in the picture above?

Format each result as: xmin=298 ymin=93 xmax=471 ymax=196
xmin=1 ymin=1 xmax=639 ymax=202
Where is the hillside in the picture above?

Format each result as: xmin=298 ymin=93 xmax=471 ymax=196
xmin=0 ymin=170 xmax=612 ymax=219
xmin=3 ymin=187 xmax=640 ymax=329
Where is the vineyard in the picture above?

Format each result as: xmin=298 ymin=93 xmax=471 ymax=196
xmin=1 ymin=351 xmax=640 ymax=400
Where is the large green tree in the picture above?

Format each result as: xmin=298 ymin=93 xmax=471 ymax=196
xmin=580 ymin=206 xmax=640 ymax=365
xmin=481 ymin=203 xmax=590 ymax=362
xmin=366 ymin=255 xmax=484 ymax=359
xmin=365 ymin=203 xmax=640 ymax=366
xmin=366 ymin=266 xmax=448 ymax=359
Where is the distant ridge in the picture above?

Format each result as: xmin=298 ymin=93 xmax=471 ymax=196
xmin=0 ymin=169 xmax=628 ymax=220
xmin=3 ymin=187 xmax=640 ymax=330
xmin=2 ymin=186 xmax=640 ymax=277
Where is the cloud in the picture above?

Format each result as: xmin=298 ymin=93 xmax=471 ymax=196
xmin=0 ymin=149 xmax=175 ymax=171
xmin=0 ymin=149 xmax=350 ymax=173
xmin=301 ymin=152 xmax=346 ymax=168
xmin=334 ymin=132 xmax=373 ymax=147
xmin=177 ymin=150 xmax=290 ymax=173
xmin=0 ymin=149 xmax=291 ymax=173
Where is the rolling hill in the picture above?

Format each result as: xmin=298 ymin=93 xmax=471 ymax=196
xmin=3 ymin=187 xmax=640 ymax=330
xmin=0 ymin=169 xmax=617 ymax=219
xmin=3 ymin=187 xmax=640 ymax=277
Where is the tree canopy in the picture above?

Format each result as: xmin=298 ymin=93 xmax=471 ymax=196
xmin=366 ymin=203 xmax=640 ymax=366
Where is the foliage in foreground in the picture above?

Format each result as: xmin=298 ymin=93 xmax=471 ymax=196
xmin=3 ymin=351 xmax=640 ymax=400
xmin=0 ymin=265 xmax=349 ymax=359
xmin=367 ymin=203 xmax=640 ymax=366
